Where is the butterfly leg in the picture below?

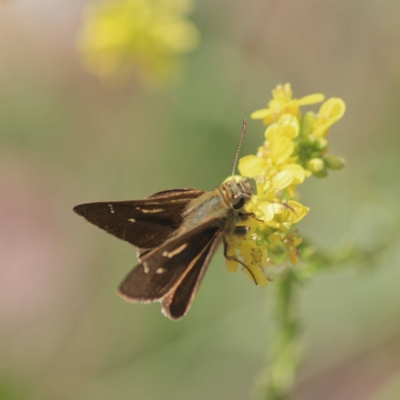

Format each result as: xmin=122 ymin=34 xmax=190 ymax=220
xmin=234 ymin=225 xmax=249 ymax=236
xmin=238 ymin=212 xmax=263 ymax=223
xmin=223 ymin=237 xmax=257 ymax=285
xmin=280 ymin=200 xmax=296 ymax=213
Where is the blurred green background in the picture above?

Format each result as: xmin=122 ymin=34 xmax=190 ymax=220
xmin=1 ymin=0 xmax=400 ymax=399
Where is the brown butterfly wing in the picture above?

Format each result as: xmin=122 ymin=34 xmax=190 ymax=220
xmin=161 ymin=230 xmax=223 ymax=319
xmin=73 ymin=188 xmax=204 ymax=250
xmin=118 ymin=220 xmax=222 ymax=304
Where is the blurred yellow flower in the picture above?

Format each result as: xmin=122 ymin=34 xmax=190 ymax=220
xmin=78 ymin=0 xmax=200 ymax=83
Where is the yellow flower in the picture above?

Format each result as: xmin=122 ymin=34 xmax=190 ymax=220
xmin=269 ymin=137 xmax=294 ymax=165
xmin=225 ymin=234 xmax=245 ymax=273
xmin=238 ymin=155 xmax=268 ymax=178
xmin=225 ymin=84 xmax=345 ymax=284
xmin=282 ymin=231 xmax=303 ymax=265
xmin=224 ymin=232 xmax=269 ymax=286
xmin=265 ymin=113 xmax=299 ymax=142
xmin=78 ymin=0 xmax=200 ymax=83
xmin=251 ymin=83 xmax=325 ymax=125
xmin=238 ymin=115 xmax=309 ymax=198
xmin=239 ymin=240 xmax=269 ymax=286
xmin=313 ymin=98 xmax=346 ymax=136
xmin=280 ymin=164 xmax=309 ymax=185
xmin=226 ymin=191 xmax=309 ymax=283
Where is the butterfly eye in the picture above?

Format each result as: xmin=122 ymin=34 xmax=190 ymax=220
xmin=232 ymin=197 xmax=246 ymax=210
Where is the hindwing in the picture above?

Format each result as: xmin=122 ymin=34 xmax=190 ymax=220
xmin=161 ymin=230 xmax=223 ymax=319
xmin=118 ymin=220 xmax=222 ymax=305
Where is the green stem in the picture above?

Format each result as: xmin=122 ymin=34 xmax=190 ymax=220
xmin=252 ymin=235 xmax=391 ymax=400
xmin=254 ymin=269 xmax=303 ymax=400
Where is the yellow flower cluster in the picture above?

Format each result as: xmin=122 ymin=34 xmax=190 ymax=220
xmin=78 ymin=0 xmax=200 ymax=83
xmin=226 ymin=84 xmax=346 ymax=286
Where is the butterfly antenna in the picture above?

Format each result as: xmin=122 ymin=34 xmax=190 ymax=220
xmin=231 ymin=118 xmax=247 ymax=176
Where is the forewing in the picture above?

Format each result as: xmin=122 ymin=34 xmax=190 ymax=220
xmin=161 ymin=231 xmax=223 ymax=320
xmin=118 ymin=221 xmax=222 ymax=303
xmin=73 ymin=188 xmax=204 ymax=249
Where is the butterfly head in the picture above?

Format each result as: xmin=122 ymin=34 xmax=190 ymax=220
xmin=223 ymin=177 xmax=253 ymax=210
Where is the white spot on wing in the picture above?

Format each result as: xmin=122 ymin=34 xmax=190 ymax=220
xmin=108 ymin=204 xmax=115 ymax=214
xmin=162 ymin=243 xmax=188 ymax=258
xmin=136 ymin=207 xmax=164 ymax=213
xmin=156 ymin=268 xmax=166 ymax=274
xmin=143 ymin=264 xmax=149 ymax=273
xmin=128 ymin=218 xmax=136 ymax=222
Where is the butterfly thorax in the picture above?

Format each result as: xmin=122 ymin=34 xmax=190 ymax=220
xmin=177 ymin=178 xmax=252 ymax=237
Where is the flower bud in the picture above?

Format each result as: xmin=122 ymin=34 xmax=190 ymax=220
xmin=324 ymin=155 xmax=346 ymax=170
xmin=268 ymin=241 xmax=286 ymax=255
xmin=301 ymin=111 xmax=315 ymax=136
xmin=306 ymin=158 xmax=324 ymax=173
xmin=314 ymin=137 xmax=328 ymax=151
xmin=313 ymin=168 xmax=328 ymax=178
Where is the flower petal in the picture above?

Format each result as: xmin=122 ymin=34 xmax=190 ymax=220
xmin=272 ymin=171 xmax=293 ymax=190
xmin=257 ymin=202 xmax=275 ymax=222
xmin=289 ymin=247 xmax=300 ymax=265
xmin=279 ymin=114 xmax=299 ymax=138
xmin=265 ymin=114 xmax=299 ymax=141
xmin=245 ymin=265 xmax=269 ymax=286
xmin=265 ymin=124 xmax=280 ymax=141
xmin=238 ymin=155 xmax=268 ymax=178
xmin=270 ymin=137 xmax=294 ymax=164
xmin=297 ymin=93 xmax=325 ymax=106
xmin=281 ymin=164 xmax=306 ymax=184
xmin=287 ymin=200 xmax=310 ymax=223
xmin=251 ymin=108 xmax=273 ymax=120
xmin=319 ymin=98 xmax=346 ymax=120
xmin=226 ymin=259 xmax=238 ymax=273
